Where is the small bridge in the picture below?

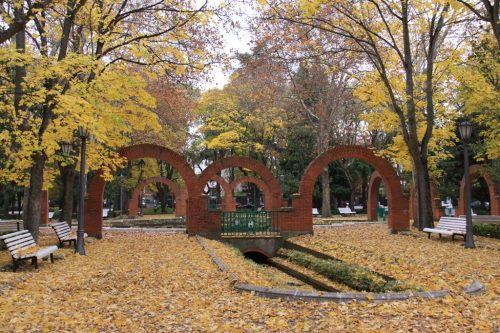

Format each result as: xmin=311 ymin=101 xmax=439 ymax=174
xmin=220 ymin=211 xmax=283 ymax=256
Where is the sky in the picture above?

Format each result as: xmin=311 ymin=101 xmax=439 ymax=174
xmin=201 ymin=1 xmax=254 ymax=91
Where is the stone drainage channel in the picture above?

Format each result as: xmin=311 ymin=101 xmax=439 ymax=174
xmin=243 ymin=251 xmax=339 ymax=292
xmin=196 ymin=236 xmax=485 ymax=303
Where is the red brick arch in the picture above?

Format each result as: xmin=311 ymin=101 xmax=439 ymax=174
xmin=295 ymin=145 xmax=409 ymax=232
xmin=230 ymin=176 xmax=272 ymax=210
xmin=457 ymin=164 xmax=500 ymax=216
xmin=84 ymin=144 xmax=198 ymax=237
xmin=198 ymin=156 xmax=285 ymax=210
xmin=368 ymin=172 xmax=442 ymax=222
xmin=128 ymin=176 xmax=186 ymax=217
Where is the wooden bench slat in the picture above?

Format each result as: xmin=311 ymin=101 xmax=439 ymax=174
xmin=3 ymin=231 xmax=32 ymax=243
xmin=9 ymin=241 xmax=36 ymax=252
xmin=6 ymin=235 xmax=36 ymax=247
xmin=0 ymin=229 xmax=27 ymax=239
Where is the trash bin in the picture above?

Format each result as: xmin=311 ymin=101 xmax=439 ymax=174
xmin=377 ymin=207 xmax=387 ymax=221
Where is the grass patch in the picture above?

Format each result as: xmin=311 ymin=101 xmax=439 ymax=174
xmin=278 ymin=249 xmax=409 ymax=293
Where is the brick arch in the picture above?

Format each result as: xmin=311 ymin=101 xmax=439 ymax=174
xmin=230 ymin=176 xmax=272 ymax=210
xmin=198 ymin=156 xmax=284 ymax=210
xmin=128 ymin=176 xmax=186 ymax=217
xmin=297 ymin=145 xmax=409 ymax=232
xmin=206 ymin=174 xmax=234 ymax=211
xmin=84 ymin=144 xmax=197 ymax=237
xmin=457 ymin=164 xmax=500 ymax=216
xmin=367 ymin=171 xmax=383 ymax=221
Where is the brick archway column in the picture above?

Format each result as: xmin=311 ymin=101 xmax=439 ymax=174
xmin=457 ymin=164 xmax=500 ymax=216
xmin=208 ymin=174 xmax=234 ymax=211
xmin=367 ymin=171 xmax=382 ymax=221
xmin=84 ymin=144 xmax=198 ymax=238
xmin=128 ymin=176 xmax=185 ymax=217
xmin=230 ymin=176 xmax=272 ymax=210
xmin=176 ymin=188 xmax=187 ymax=217
xmin=295 ymin=145 xmax=409 ymax=233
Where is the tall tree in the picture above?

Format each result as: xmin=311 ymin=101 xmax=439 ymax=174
xmin=257 ymin=0 xmax=469 ymax=229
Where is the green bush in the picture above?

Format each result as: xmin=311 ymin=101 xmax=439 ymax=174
xmin=278 ymin=249 xmax=407 ymax=293
xmin=473 ymin=224 xmax=500 ymax=239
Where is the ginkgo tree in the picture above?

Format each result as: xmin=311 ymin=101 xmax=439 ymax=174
xmin=256 ymin=0 xmax=474 ymax=229
xmin=0 ymin=0 xmax=222 ymax=239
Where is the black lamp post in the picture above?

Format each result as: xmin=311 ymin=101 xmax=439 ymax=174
xmin=76 ymin=126 xmax=90 ymax=255
xmin=60 ymin=142 xmax=73 ymax=222
xmin=119 ymin=174 xmax=124 ymax=219
xmin=458 ymin=121 xmax=475 ymax=249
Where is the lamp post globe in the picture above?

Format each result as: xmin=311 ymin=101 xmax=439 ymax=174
xmin=61 ymin=142 xmax=73 ymax=155
xmin=458 ymin=121 xmax=473 ymax=141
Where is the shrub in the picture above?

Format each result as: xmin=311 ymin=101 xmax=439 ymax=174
xmin=278 ymin=249 xmax=407 ymax=292
xmin=473 ymin=224 xmax=500 ymax=239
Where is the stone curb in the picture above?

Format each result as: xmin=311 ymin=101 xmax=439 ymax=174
xmin=103 ymin=227 xmax=186 ymax=232
xmin=197 ymin=236 xmax=485 ymax=302
xmin=196 ymin=236 xmax=239 ymax=283
xmin=234 ymin=284 xmax=450 ymax=303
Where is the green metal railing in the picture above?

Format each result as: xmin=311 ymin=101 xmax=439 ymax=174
xmin=220 ymin=211 xmax=280 ymax=237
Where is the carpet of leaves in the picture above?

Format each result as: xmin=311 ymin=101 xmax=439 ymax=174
xmin=0 ymin=227 xmax=497 ymax=332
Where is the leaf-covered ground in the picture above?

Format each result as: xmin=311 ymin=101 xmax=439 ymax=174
xmin=0 ymin=226 xmax=498 ymax=332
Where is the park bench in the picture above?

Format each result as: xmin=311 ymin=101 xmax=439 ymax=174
xmin=0 ymin=230 xmax=58 ymax=272
xmin=0 ymin=220 xmax=24 ymax=233
xmin=338 ymin=207 xmax=356 ymax=216
xmin=423 ymin=217 xmax=466 ymax=241
xmin=312 ymin=208 xmax=320 ymax=216
xmin=49 ymin=221 xmax=87 ymax=248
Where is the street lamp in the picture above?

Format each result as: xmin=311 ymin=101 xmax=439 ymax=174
xmin=119 ymin=174 xmax=124 ymax=219
xmin=61 ymin=142 xmax=73 ymax=155
xmin=60 ymin=142 xmax=73 ymax=222
xmin=458 ymin=121 xmax=475 ymax=249
xmin=76 ymin=126 xmax=90 ymax=255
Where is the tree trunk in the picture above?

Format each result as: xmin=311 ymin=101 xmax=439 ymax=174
xmin=157 ymin=184 xmax=169 ymax=213
xmin=2 ymin=186 xmax=9 ymax=218
xmin=24 ymin=153 xmax=45 ymax=241
xmin=361 ymin=178 xmax=368 ymax=208
xmin=17 ymin=191 xmax=23 ymax=216
xmin=411 ymin=167 xmax=419 ymax=228
xmin=60 ymin=164 xmax=75 ymax=226
xmin=411 ymin=155 xmax=434 ymax=230
xmin=321 ymin=168 xmax=332 ymax=217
